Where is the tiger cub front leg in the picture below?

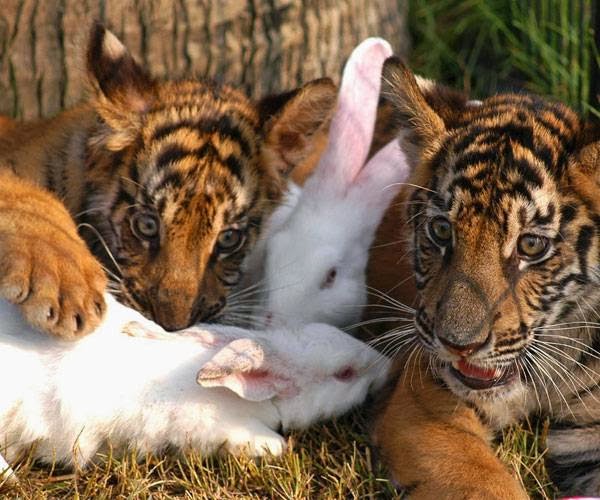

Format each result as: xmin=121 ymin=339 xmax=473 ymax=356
xmin=373 ymin=362 xmax=527 ymax=500
xmin=0 ymin=170 xmax=107 ymax=338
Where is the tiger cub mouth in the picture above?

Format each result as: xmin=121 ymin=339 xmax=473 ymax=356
xmin=448 ymin=359 xmax=519 ymax=390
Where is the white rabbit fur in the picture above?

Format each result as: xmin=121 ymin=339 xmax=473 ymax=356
xmin=0 ymin=294 xmax=388 ymax=467
xmin=238 ymin=38 xmax=410 ymax=329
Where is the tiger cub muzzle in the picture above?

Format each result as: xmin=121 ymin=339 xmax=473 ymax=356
xmin=420 ymin=285 xmax=522 ymax=392
xmin=415 ymin=223 xmax=530 ymax=393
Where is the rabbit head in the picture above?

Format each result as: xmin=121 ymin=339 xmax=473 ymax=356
xmin=197 ymin=321 xmax=390 ymax=429
xmin=254 ymin=38 xmax=409 ymax=328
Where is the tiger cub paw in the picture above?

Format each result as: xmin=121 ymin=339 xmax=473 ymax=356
xmin=0 ymin=233 xmax=107 ymax=339
xmin=0 ymin=171 xmax=108 ymax=338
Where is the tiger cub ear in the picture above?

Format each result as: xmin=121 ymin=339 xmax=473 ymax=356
xmin=86 ymin=22 xmax=157 ymax=148
xmin=259 ymin=78 xmax=338 ymax=177
xmin=572 ymin=120 xmax=600 ymax=204
xmin=382 ymin=57 xmax=469 ymax=169
xmin=576 ymin=120 xmax=600 ymax=167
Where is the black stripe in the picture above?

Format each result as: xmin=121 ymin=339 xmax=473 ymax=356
xmin=152 ymin=116 xmax=253 ymax=158
xmin=112 ymin=184 xmax=136 ymax=212
xmin=197 ymin=115 xmax=252 ymax=157
xmin=452 ymin=150 xmax=499 ymax=172
xmin=223 ymin=154 xmax=243 ymax=181
xmin=535 ymin=114 xmax=574 ymax=152
xmin=156 ymin=145 xmax=190 ymax=168
xmin=45 ymin=159 xmax=57 ymax=195
xmin=449 ymin=176 xmax=481 ymax=197
xmin=576 ymin=225 xmax=594 ymax=277
xmin=514 ymin=157 xmax=543 ymax=188
xmin=156 ymin=170 xmax=185 ymax=191
xmin=559 ymin=204 xmax=578 ymax=227
xmin=151 ymin=120 xmax=196 ymax=141
xmin=154 ymin=143 xmax=244 ymax=183
xmin=546 ymin=455 xmax=600 ymax=493
xmin=555 ymin=299 xmax=578 ymax=319
xmin=533 ymin=203 xmax=556 ymax=225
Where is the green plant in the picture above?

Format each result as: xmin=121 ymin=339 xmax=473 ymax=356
xmin=408 ymin=0 xmax=598 ymax=116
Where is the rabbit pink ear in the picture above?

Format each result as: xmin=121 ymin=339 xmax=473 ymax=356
xmin=350 ymin=139 xmax=410 ymax=207
xmin=307 ymin=38 xmax=393 ymax=192
xmin=196 ymin=338 xmax=299 ymax=402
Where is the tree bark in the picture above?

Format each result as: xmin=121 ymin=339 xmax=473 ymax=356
xmin=0 ymin=0 xmax=408 ymax=119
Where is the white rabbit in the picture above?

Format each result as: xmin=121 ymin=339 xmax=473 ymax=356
xmin=237 ymin=38 xmax=410 ymax=329
xmin=0 ymin=293 xmax=389 ymax=467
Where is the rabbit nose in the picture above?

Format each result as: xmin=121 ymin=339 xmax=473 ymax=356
xmin=265 ymin=312 xmax=273 ymax=327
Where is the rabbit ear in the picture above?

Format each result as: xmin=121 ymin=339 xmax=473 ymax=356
xmin=306 ymin=37 xmax=393 ymax=194
xmin=349 ymin=139 xmax=409 ymax=209
xmin=196 ymin=338 xmax=299 ymax=402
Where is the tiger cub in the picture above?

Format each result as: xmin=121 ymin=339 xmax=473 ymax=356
xmin=0 ymin=24 xmax=336 ymax=337
xmin=371 ymin=58 xmax=600 ymax=497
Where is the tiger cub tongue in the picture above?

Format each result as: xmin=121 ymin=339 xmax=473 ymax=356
xmin=455 ymin=359 xmax=499 ymax=380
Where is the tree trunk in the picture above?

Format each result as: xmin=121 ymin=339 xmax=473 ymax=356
xmin=0 ymin=0 xmax=408 ymax=119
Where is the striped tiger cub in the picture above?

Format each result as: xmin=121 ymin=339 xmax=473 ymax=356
xmin=0 ymin=23 xmax=336 ymax=338
xmin=372 ymin=58 xmax=600 ymax=497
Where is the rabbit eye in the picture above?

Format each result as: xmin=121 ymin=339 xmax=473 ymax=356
xmin=334 ymin=366 xmax=356 ymax=381
xmin=320 ymin=268 xmax=337 ymax=289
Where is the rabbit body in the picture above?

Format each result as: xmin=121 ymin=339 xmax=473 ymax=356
xmin=0 ymin=294 xmax=388 ymax=466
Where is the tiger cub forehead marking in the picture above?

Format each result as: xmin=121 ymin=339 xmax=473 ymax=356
xmin=129 ymin=79 xmax=264 ymax=232
xmin=430 ymin=95 xmax=579 ymax=231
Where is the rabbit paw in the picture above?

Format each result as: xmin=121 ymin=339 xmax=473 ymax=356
xmin=226 ymin=429 xmax=287 ymax=457
xmin=250 ymin=433 xmax=287 ymax=456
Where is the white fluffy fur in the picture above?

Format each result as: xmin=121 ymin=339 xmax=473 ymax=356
xmin=0 ymin=295 xmax=388 ymax=466
xmin=242 ymin=38 xmax=410 ymax=328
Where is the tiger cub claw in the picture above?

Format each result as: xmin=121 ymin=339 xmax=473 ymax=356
xmin=0 ymin=234 xmax=107 ymax=339
xmin=0 ymin=172 xmax=107 ymax=339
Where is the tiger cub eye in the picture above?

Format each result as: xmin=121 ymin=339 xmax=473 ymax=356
xmin=429 ymin=216 xmax=453 ymax=245
xmin=131 ymin=212 xmax=160 ymax=240
xmin=217 ymin=229 xmax=244 ymax=253
xmin=517 ymin=234 xmax=550 ymax=260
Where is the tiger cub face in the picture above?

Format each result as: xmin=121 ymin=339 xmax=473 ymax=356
xmin=384 ymin=59 xmax=600 ymax=412
xmin=83 ymin=25 xmax=336 ymax=330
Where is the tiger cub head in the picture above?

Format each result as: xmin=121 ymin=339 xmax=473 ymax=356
xmin=384 ymin=58 xmax=600 ymax=409
xmin=82 ymin=24 xmax=336 ymax=331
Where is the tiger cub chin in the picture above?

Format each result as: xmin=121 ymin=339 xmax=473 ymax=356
xmin=371 ymin=58 xmax=600 ymax=497
xmin=0 ymin=23 xmax=336 ymax=337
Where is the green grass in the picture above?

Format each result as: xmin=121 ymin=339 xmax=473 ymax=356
xmin=499 ymin=420 xmax=555 ymax=499
xmin=1 ymin=411 xmax=398 ymax=499
xmin=408 ymin=0 xmax=598 ymax=117
xmin=1 ymin=412 xmax=555 ymax=499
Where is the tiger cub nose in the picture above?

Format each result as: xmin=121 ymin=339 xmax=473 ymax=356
xmin=438 ymin=336 xmax=488 ymax=357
